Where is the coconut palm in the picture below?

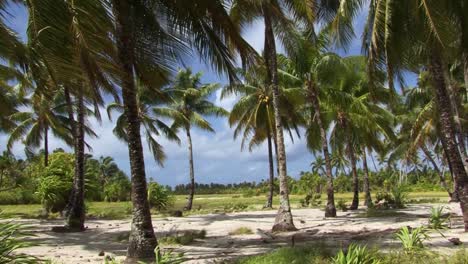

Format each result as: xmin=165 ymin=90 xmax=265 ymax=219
xmin=224 ymin=63 xmax=303 ymax=208
xmin=168 ymin=68 xmax=228 ymax=211
xmin=320 ymin=56 xmax=394 ymax=210
xmin=230 ymin=0 xmax=319 ymax=232
xmin=110 ymin=1 xmax=256 ymax=260
xmin=7 ymin=92 xmax=72 ymax=167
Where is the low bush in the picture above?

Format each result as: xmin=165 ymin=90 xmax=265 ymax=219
xmin=147 ymin=182 xmax=174 ymax=212
xmin=223 ymin=202 xmax=249 ymax=212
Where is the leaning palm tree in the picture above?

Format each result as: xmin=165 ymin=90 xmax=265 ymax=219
xmin=362 ymin=0 xmax=468 ymax=230
xmin=168 ymin=68 xmax=228 ymax=211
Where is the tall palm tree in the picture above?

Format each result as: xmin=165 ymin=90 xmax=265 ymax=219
xmin=277 ymin=33 xmax=340 ymax=217
xmin=321 ymin=56 xmax=394 ymax=210
xmin=111 ymin=1 xmax=255 ymax=260
xmin=230 ymin=0 xmax=316 ymax=232
xmin=169 ymin=68 xmax=228 ymax=211
xmin=225 ymin=63 xmax=303 ymax=208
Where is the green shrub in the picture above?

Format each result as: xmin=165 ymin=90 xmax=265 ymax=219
xmin=391 ymin=186 xmax=408 ymax=209
xmin=428 ymin=206 xmax=450 ymax=230
xmin=35 ymin=176 xmax=70 ymax=213
xmin=337 ymin=200 xmax=348 ymax=212
xmin=332 ymin=244 xmax=380 ymax=264
xmin=155 ymin=246 xmax=185 ymax=264
xmin=0 ymin=222 xmax=38 ymax=263
xmin=104 ymin=181 xmax=130 ymax=202
xmin=236 ymin=245 xmax=330 ymax=264
xmin=147 ymin=182 xmax=174 ymax=212
xmin=395 ymin=226 xmax=429 ymax=253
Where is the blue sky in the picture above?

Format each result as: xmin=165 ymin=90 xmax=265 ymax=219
xmin=0 ymin=3 xmax=415 ymax=186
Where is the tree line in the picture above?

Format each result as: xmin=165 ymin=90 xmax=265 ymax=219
xmin=0 ymin=0 xmax=467 ymax=262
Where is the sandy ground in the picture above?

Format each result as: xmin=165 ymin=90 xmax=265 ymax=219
xmin=13 ymin=203 xmax=468 ymax=263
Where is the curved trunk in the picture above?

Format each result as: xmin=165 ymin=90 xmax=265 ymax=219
xmin=184 ymin=127 xmax=195 ymax=211
xmin=308 ymin=80 xmax=336 ymax=217
xmin=263 ymin=5 xmax=295 ymax=232
xmin=362 ymin=148 xmax=372 ymax=206
xmin=113 ymin=0 xmax=157 ymax=261
xmin=421 ymin=145 xmax=452 ymax=198
xmin=265 ymin=132 xmax=274 ymax=209
xmin=66 ymin=89 xmax=86 ymax=231
xmin=44 ymin=124 xmax=49 ymax=167
xmin=429 ymin=48 xmax=468 ymax=231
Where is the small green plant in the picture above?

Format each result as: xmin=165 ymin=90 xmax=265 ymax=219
xmin=229 ymin=227 xmax=253 ymax=235
xmin=0 ymin=221 xmax=38 ymax=263
xmin=395 ymin=226 xmax=429 ymax=253
xmin=391 ymin=186 xmax=408 ymax=209
xmin=147 ymin=182 xmax=174 ymax=212
xmin=154 ymin=246 xmax=185 ymax=264
xmin=332 ymin=244 xmax=380 ymax=264
xmin=428 ymin=206 xmax=450 ymax=230
xmin=337 ymin=200 xmax=347 ymax=212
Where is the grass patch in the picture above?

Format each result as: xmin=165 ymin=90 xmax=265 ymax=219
xmin=229 ymin=227 xmax=253 ymax=235
xmin=235 ymin=246 xmax=468 ymax=264
xmin=358 ymin=208 xmax=408 ymax=218
xmin=236 ymin=245 xmax=331 ymax=264
xmin=0 ymin=192 xmax=449 ymax=219
xmin=159 ymin=230 xmax=207 ymax=245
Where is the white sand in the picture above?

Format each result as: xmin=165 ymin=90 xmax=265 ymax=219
xmin=15 ymin=203 xmax=468 ymax=263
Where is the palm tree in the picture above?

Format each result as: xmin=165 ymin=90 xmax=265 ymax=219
xmin=110 ymin=1 xmax=255 ymax=260
xmin=7 ymin=92 xmax=71 ymax=167
xmin=225 ymin=63 xmax=303 ymax=208
xmin=321 ymin=56 xmax=394 ymax=210
xmin=277 ymin=34 xmax=339 ymax=217
xmin=168 ymin=68 xmax=227 ymax=211
xmin=230 ymin=0 xmax=317 ymax=232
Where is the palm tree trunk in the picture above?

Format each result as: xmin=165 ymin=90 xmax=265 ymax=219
xmin=341 ymin=118 xmax=359 ymax=210
xmin=63 ymin=87 xmax=76 ymax=213
xmin=66 ymin=89 xmax=86 ymax=231
xmin=113 ymin=0 xmax=157 ymax=261
xmin=272 ymin=132 xmax=280 ymax=176
xmin=428 ymin=47 xmax=468 ymax=231
xmin=362 ymin=148 xmax=372 ymax=206
xmin=263 ymin=5 xmax=296 ymax=232
xmin=44 ymin=124 xmax=48 ymax=167
xmin=184 ymin=126 xmax=195 ymax=211
xmin=421 ymin=145 xmax=452 ymax=198
xmin=308 ymin=80 xmax=336 ymax=217
xmin=265 ymin=132 xmax=274 ymax=209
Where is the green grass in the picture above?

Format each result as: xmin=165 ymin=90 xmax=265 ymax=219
xmin=236 ymin=246 xmax=468 ymax=264
xmin=0 ymin=191 xmax=449 ymax=220
xmin=229 ymin=227 xmax=254 ymax=235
